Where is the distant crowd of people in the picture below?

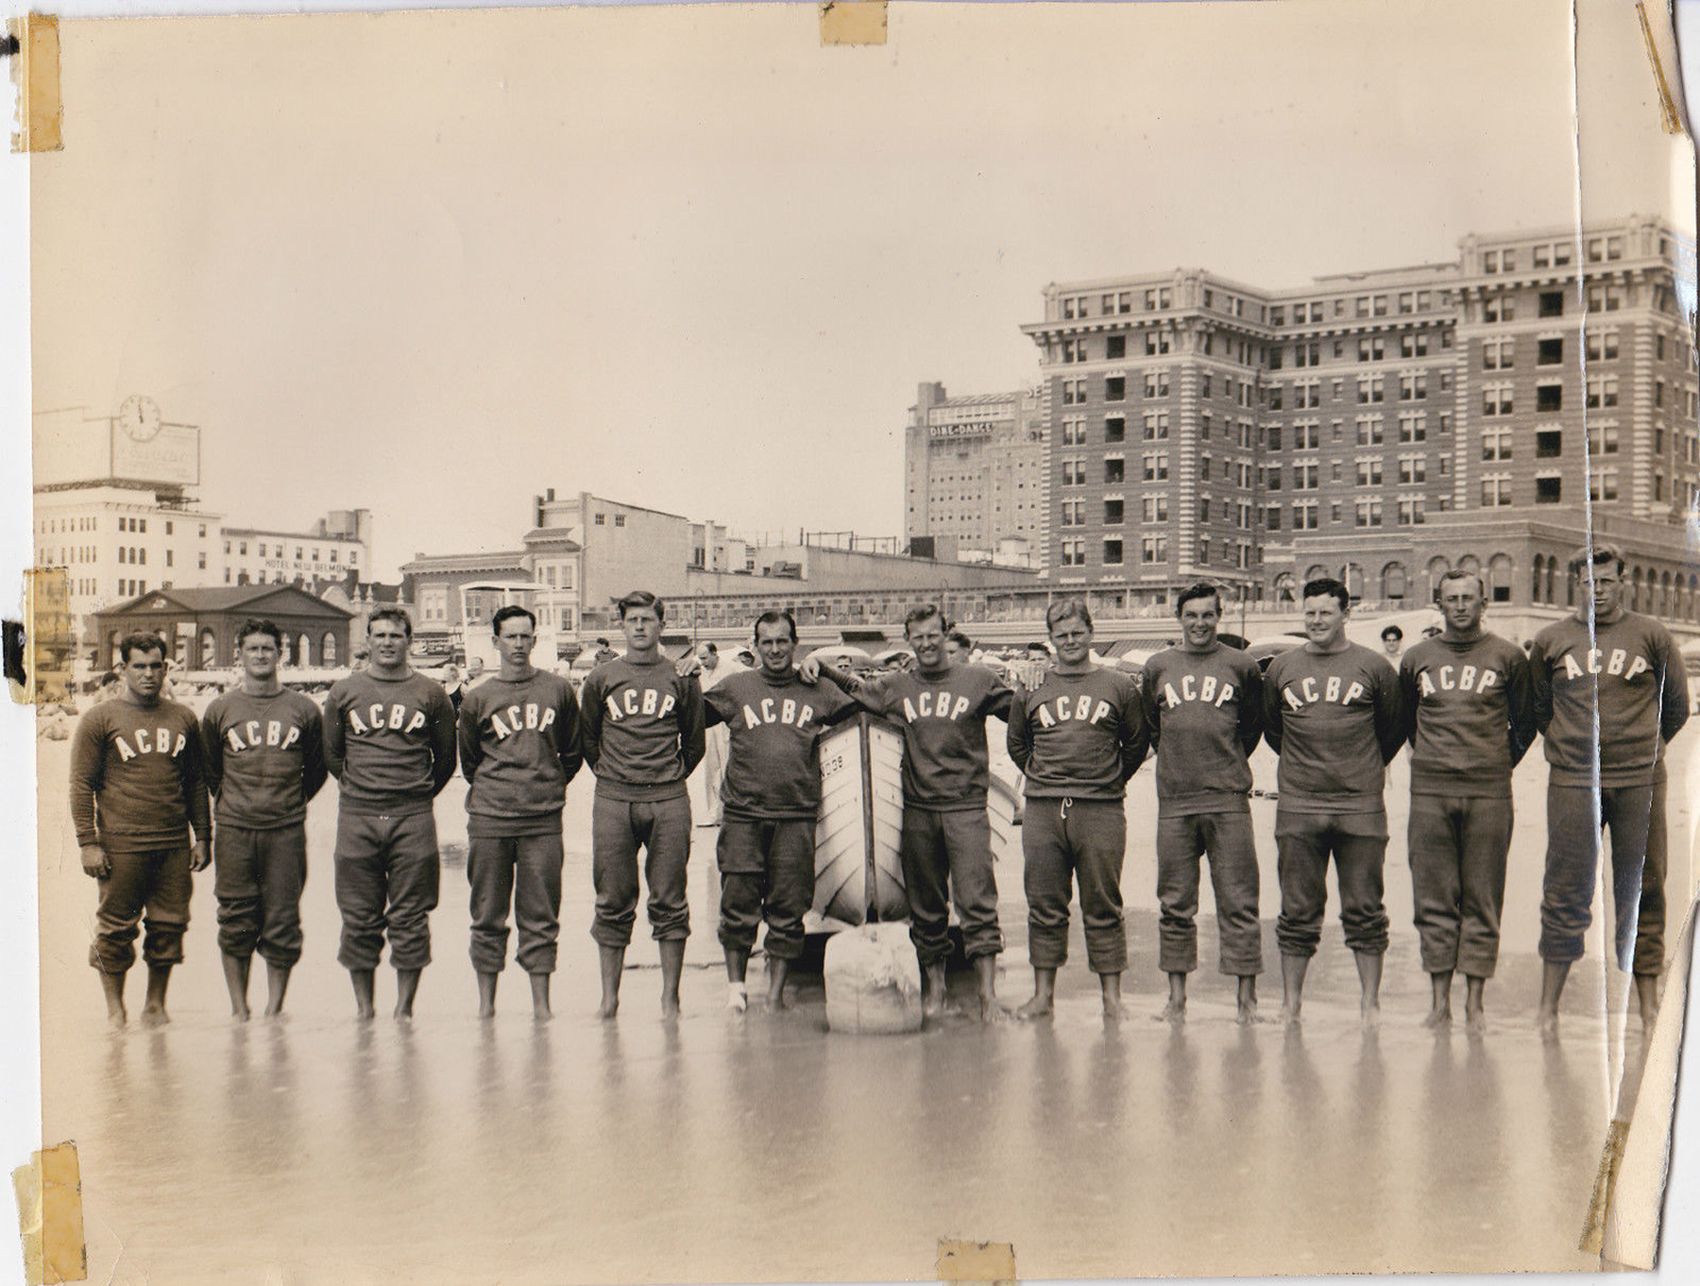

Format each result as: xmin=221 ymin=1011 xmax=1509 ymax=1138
xmin=65 ymin=542 xmax=1686 ymax=1042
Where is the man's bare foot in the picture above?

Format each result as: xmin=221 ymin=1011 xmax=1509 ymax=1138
xmin=354 ymin=1002 xmax=376 ymax=1021
xmin=1537 ymin=1010 xmax=1560 ymax=1042
xmin=532 ymin=1003 xmax=553 ymax=1022
xmin=979 ymin=996 xmax=1013 ymax=1025
xmin=1464 ymin=1007 xmax=1486 ymax=1034
xmin=232 ymin=1004 xmax=251 ymax=1023
xmin=596 ymin=997 xmax=619 ymax=1020
xmin=767 ymin=984 xmax=791 ymax=1011
xmin=1278 ymin=1003 xmax=1301 ymax=1026
xmin=1155 ymin=999 xmax=1186 ymax=1025
xmin=1360 ymin=1002 xmax=1380 ymax=1032
xmin=393 ymin=1003 xmax=414 ymax=1021
xmin=661 ymin=993 xmax=682 ymax=1020
xmin=920 ymin=963 xmax=947 ymax=1019
xmin=1016 ymin=994 xmax=1054 ymax=1020
xmin=1102 ymin=997 xmax=1129 ymax=1023
xmin=478 ymin=1001 xmax=496 ymax=1020
xmin=726 ymin=984 xmax=748 ymax=1014
xmin=1421 ymin=1005 xmax=1451 ymax=1029
xmin=106 ymin=1006 xmax=127 ymax=1030
xmin=140 ymin=1004 xmax=170 ymax=1027
xmin=1236 ymin=999 xmax=1257 ymax=1026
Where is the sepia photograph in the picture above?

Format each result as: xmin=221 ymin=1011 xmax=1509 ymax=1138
xmin=10 ymin=0 xmax=1700 ymax=1282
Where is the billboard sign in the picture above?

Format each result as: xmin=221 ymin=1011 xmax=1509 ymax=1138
xmin=111 ymin=422 xmax=200 ymax=486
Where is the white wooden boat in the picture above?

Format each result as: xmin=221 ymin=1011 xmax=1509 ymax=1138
xmin=811 ymin=712 xmax=1019 ymax=929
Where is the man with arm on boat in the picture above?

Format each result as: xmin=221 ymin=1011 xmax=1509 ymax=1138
xmin=701 ymin=610 xmax=858 ymax=1012
xmin=801 ymin=604 xmax=1015 ymax=1023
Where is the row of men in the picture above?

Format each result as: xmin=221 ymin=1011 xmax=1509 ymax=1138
xmin=69 ymin=541 xmax=1685 ymax=1034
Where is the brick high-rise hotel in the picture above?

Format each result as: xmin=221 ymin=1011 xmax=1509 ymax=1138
xmin=999 ymin=213 xmax=1698 ymax=618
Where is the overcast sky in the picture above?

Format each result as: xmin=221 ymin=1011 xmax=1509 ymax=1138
xmin=28 ymin=0 xmax=1692 ymax=578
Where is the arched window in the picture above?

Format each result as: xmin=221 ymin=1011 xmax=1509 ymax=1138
xmin=1426 ymin=556 xmax=1451 ymax=603
xmin=1342 ymin=563 xmax=1366 ymax=602
xmin=1487 ymin=553 xmax=1513 ymax=604
xmin=1273 ymin=572 xmax=1297 ymax=604
xmin=1690 ymin=575 xmax=1699 ymax=623
xmin=1303 ymin=564 xmax=1331 ymax=585
xmin=298 ymin=633 xmax=312 ymax=667
xmin=1661 ymin=571 xmax=1673 ymax=618
xmin=1630 ymin=566 xmax=1643 ymax=612
xmin=199 ymin=629 xmax=217 ymax=669
xmin=1531 ymin=555 xmax=1546 ymax=605
xmin=109 ymin=631 xmax=122 ymax=669
xmin=1381 ymin=562 xmax=1408 ymax=601
xmin=280 ymin=633 xmax=293 ymax=666
xmin=1544 ymin=555 xmax=1557 ymax=605
xmin=322 ymin=632 xmax=338 ymax=666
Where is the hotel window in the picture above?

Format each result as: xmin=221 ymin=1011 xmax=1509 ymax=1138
xmin=1589 ymin=469 xmax=1620 ymax=501
xmin=1355 ymin=416 xmax=1384 ymax=446
xmin=1483 ymin=428 xmax=1513 ymax=461
xmin=1355 ymin=296 xmax=1370 ymax=318
xmin=1264 ymin=465 xmax=1282 ymax=491
xmin=1397 ymin=293 xmax=1413 ymax=314
xmin=1398 ymin=374 xmax=1427 ymax=401
xmin=1270 ymin=305 xmax=1285 ymax=325
xmin=1144 ymin=332 xmax=1171 ymax=356
xmin=1059 ymin=500 xmax=1085 ymax=527
xmin=1142 ymin=371 xmax=1169 ymax=398
xmin=1105 ymin=377 xmax=1126 ymax=402
xmin=1200 ymin=413 xmax=1211 ymax=439
xmin=1373 ymin=295 xmax=1388 ymax=316
xmin=1553 ymin=242 xmax=1573 ymax=265
xmin=1293 ymin=501 xmax=1319 ymax=530
xmin=1357 ymin=337 xmax=1385 ymax=362
xmin=1538 ymin=290 xmax=1565 ymax=318
xmin=1400 ymin=333 xmax=1428 ymax=358
xmin=1585 ymin=376 xmax=1618 ymax=409
xmin=1142 ymin=454 xmax=1169 ymax=481
xmin=1141 ymin=536 xmax=1167 ymax=564
xmin=1535 ymin=475 xmax=1563 ymax=503
xmin=1104 ymin=416 xmax=1126 ymax=442
xmin=1355 ymin=499 xmax=1383 ymax=527
xmin=1356 ymin=459 xmax=1383 ymax=487
xmin=1062 ymin=379 xmax=1087 ymax=405
xmin=1586 ymin=285 xmax=1621 ymax=312
xmin=1105 ymin=335 xmax=1126 ymax=359
xmin=1481 ymin=475 xmax=1514 ymax=506
xmin=1268 ymin=385 xmax=1284 ymax=410
xmin=1142 ymin=413 xmax=1169 ymax=440
xmin=1397 ymin=497 xmax=1426 ymax=526
xmin=1606 ymin=236 xmax=1623 ymax=261
xmin=1483 ymin=293 xmax=1515 ymax=322
xmin=1295 ymin=342 xmax=1320 ymax=367
xmin=1062 ymin=419 xmax=1087 ymax=446
xmin=1060 ymin=539 xmax=1085 ymax=566
xmin=1533 ymin=244 xmax=1550 ymax=268
xmin=1535 ymin=337 xmax=1563 ymax=365
xmin=1536 ymin=430 xmax=1564 ymax=458
xmin=1398 ymin=413 xmax=1426 ymax=443
xmin=1587 ymin=425 xmax=1620 ymax=454
xmin=1482 ymin=383 xmax=1514 ymax=416
xmin=1061 ymin=460 xmax=1086 ymax=486
xmin=1293 ymin=463 xmax=1319 ymax=490
xmin=1102 ymin=539 xmax=1123 ymax=566
xmin=1117 ymin=292 xmax=1132 ymax=313
xmin=1062 ymin=338 xmax=1087 ymax=363
xmin=1265 ymin=426 xmax=1283 ymax=451
xmin=1356 ymin=377 xmax=1384 ymax=404
xmin=1104 ymin=499 xmax=1124 ymax=524
xmin=1398 ymin=457 xmax=1426 ymax=484
xmin=1294 ymin=423 xmax=1320 ymax=449
xmin=1585 ymin=330 xmax=1619 ymax=361
xmin=1483 ymin=339 xmax=1514 ymax=370
xmin=1104 ymin=458 xmax=1125 ymax=483
xmin=1144 ymin=495 xmax=1169 ymax=522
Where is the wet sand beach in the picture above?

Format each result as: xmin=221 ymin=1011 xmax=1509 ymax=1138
xmin=34 ymin=728 xmax=1694 ymax=1284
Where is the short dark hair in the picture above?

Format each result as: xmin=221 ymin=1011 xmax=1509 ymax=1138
xmin=595 ymin=638 xmax=610 ymax=648
xmin=368 ymin=606 xmax=414 ymax=638
xmin=1174 ymin=582 xmax=1222 ymax=617
xmin=617 ymin=590 xmax=665 ymax=622
xmin=491 ymin=604 xmax=536 ymax=636
xmin=1380 ymin=625 xmax=1403 ymax=641
xmin=1045 ymin=598 xmax=1093 ymax=634
xmin=946 ymin=629 xmax=974 ymax=651
xmin=237 ymin=618 xmax=283 ymax=649
xmin=752 ymin=609 xmax=798 ymax=643
xmin=1301 ymin=578 xmax=1351 ymax=611
xmin=1435 ymin=568 xmax=1486 ymax=597
xmin=698 ymin=640 xmax=719 ymax=655
xmin=1026 ymin=640 xmax=1051 ymax=655
xmin=1569 ymin=542 xmax=1626 ymax=576
xmin=119 ymin=631 xmax=167 ymax=663
xmin=903 ymin=604 xmax=946 ymax=637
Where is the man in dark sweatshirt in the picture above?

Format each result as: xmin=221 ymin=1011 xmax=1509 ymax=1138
xmin=803 ymin=603 xmax=1015 ymax=1022
xmin=458 ymin=605 xmax=583 ymax=1021
xmin=1530 ymin=543 xmax=1689 ymax=1037
xmin=578 ymin=590 xmax=706 ymax=1020
xmin=70 ymin=631 xmax=211 ymax=1027
xmin=1399 ymin=571 xmax=1536 ymax=1032
xmin=202 ymin=618 xmax=327 ymax=1021
xmin=1006 ymin=598 xmax=1147 ymax=1022
xmin=1262 ymin=577 xmax=1404 ymax=1026
xmin=322 ymin=607 xmax=458 ymax=1020
xmin=701 ymin=610 xmax=857 ymax=1012
xmin=1141 ymin=582 xmax=1264 ymax=1024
